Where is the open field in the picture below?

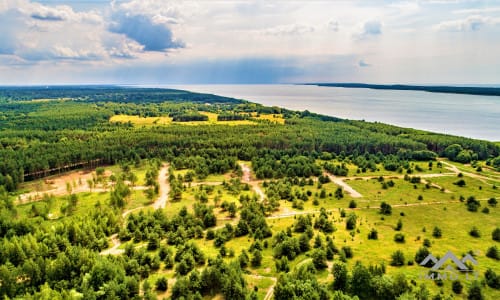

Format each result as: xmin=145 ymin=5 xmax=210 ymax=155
xmin=109 ymin=111 xmax=285 ymax=127
xmin=10 ymin=157 xmax=500 ymax=299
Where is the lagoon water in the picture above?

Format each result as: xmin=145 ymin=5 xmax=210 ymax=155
xmin=162 ymin=84 xmax=500 ymax=141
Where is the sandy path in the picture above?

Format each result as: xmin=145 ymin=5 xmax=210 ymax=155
xmin=153 ymin=164 xmax=170 ymax=209
xmin=102 ymin=164 xmax=169 ymax=255
xmin=442 ymin=161 xmax=500 ymax=184
xmin=239 ymin=162 xmax=266 ymax=201
xmin=100 ymin=234 xmax=124 ymax=255
xmin=326 ymin=173 xmax=363 ymax=198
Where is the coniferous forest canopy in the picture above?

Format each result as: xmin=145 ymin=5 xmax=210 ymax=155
xmin=0 ymin=86 xmax=499 ymax=300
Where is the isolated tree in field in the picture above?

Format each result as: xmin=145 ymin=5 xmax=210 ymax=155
xmin=484 ymin=268 xmax=499 ymax=289
xmin=368 ymin=228 xmax=378 ymax=240
xmin=452 ymin=280 xmax=463 ymax=294
xmin=493 ymin=227 xmax=500 ymax=241
xmin=466 ymin=196 xmax=481 ymax=212
xmin=415 ymin=247 xmax=431 ymax=265
xmin=345 ymin=212 xmax=357 ymax=230
xmin=486 ymin=246 xmax=498 ymax=260
xmin=467 ymin=280 xmax=484 ymax=300
xmin=432 ymin=226 xmax=442 ymax=238
xmin=390 ymin=250 xmax=405 ymax=266
xmin=380 ymin=202 xmax=392 ymax=215
xmin=469 ymin=226 xmax=481 ymax=238
xmin=335 ymin=187 xmax=344 ymax=199
xmin=395 ymin=219 xmax=403 ymax=231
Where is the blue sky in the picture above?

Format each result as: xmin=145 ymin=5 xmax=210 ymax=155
xmin=1 ymin=0 xmax=500 ymax=84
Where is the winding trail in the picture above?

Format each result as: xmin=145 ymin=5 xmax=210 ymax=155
xmin=100 ymin=234 xmax=124 ymax=255
xmin=239 ymin=162 xmax=266 ymax=201
xmin=153 ymin=164 xmax=170 ymax=209
xmin=442 ymin=161 xmax=500 ymax=184
xmin=102 ymin=164 xmax=169 ymax=255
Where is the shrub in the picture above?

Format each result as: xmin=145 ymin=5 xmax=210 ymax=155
xmin=395 ymin=219 xmax=403 ymax=231
xmin=467 ymin=280 xmax=484 ymax=300
xmin=156 ymin=277 xmax=168 ymax=291
xmin=368 ymin=228 xmax=378 ymax=240
xmin=486 ymin=246 xmax=499 ymax=260
xmin=415 ymin=247 xmax=430 ymax=265
xmin=380 ymin=202 xmax=392 ymax=215
xmin=394 ymin=233 xmax=405 ymax=243
xmin=484 ymin=268 xmax=499 ymax=289
xmin=346 ymin=213 xmax=357 ymax=230
xmin=341 ymin=246 xmax=353 ymax=258
xmin=466 ymin=196 xmax=480 ymax=212
xmin=452 ymin=280 xmax=463 ymax=294
xmin=251 ymin=249 xmax=262 ymax=267
xmin=432 ymin=226 xmax=442 ymax=238
xmin=349 ymin=200 xmax=357 ymax=208
xmin=469 ymin=227 xmax=481 ymax=238
xmin=311 ymin=249 xmax=328 ymax=270
xmin=391 ymin=250 xmax=405 ymax=266
xmin=488 ymin=197 xmax=497 ymax=207
xmin=493 ymin=227 xmax=500 ymax=241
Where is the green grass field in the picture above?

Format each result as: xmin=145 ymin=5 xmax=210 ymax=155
xmin=13 ymin=159 xmax=500 ymax=299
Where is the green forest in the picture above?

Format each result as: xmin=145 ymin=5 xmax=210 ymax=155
xmin=0 ymin=86 xmax=499 ymax=300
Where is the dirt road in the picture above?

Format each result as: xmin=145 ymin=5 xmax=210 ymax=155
xmin=240 ymin=162 xmax=266 ymax=201
xmin=153 ymin=164 xmax=170 ymax=209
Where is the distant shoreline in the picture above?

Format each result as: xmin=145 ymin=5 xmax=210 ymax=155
xmin=307 ymin=83 xmax=500 ymax=97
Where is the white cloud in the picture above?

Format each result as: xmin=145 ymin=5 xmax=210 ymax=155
xmin=452 ymin=7 xmax=500 ymax=15
xmin=434 ymin=15 xmax=500 ymax=31
xmin=262 ymin=24 xmax=315 ymax=36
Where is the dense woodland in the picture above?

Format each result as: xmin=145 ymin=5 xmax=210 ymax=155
xmin=0 ymin=86 xmax=499 ymax=299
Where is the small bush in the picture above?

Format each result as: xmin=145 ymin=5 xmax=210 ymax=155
xmin=466 ymin=196 xmax=480 ymax=212
xmin=469 ymin=227 xmax=481 ymax=238
xmin=395 ymin=219 xmax=403 ymax=231
xmin=156 ymin=277 xmax=168 ymax=292
xmin=432 ymin=226 xmax=442 ymax=238
xmin=493 ymin=227 xmax=500 ymax=241
xmin=390 ymin=250 xmax=405 ymax=266
xmin=341 ymin=246 xmax=353 ymax=258
xmin=368 ymin=228 xmax=378 ymax=240
xmin=452 ymin=280 xmax=463 ymax=294
xmin=484 ymin=268 xmax=499 ymax=289
xmin=486 ymin=246 xmax=499 ymax=260
xmin=380 ymin=202 xmax=392 ymax=215
xmin=349 ymin=200 xmax=357 ymax=208
xmin=394 ymin=233 xmax=405 ymax=243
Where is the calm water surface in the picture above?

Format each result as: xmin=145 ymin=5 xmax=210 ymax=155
xmin=160 ymin=84 xmax=500 ymax=141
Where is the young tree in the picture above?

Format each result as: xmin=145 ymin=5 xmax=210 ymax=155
xmin=156 ymin=276 xmax=168 ymax=292
xmin=251 ymin=249 xmax=262 ymax=267
xmin=467 ymin=280 xmax=484 ymax=300
xmin=331 ymin=262 xmax=348 ymax=291
xmin=452 ymin=280 xmax=463 ymax=294
xmin=380 ymin=202 xmax=392 ymax=215
xmin=311 ymin=249 xmax=328 ymax=270
xmin=390 ymin=250 xmax=405 ymax=266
